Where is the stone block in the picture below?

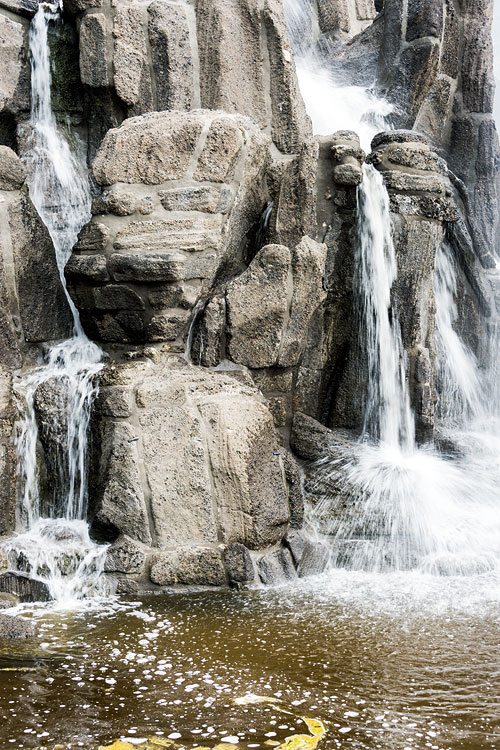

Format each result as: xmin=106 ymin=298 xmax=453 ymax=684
xmin=79 ymin=13 xmax=109 ymax=88
xmin=65 ymin=254 xmax=110 ymax=283
xmin=75 ymin=222 xmax=111 ymax=252
xmin=150 ymin=546 xmax=226 ymax=586
xmin=0 ymin=146 xmax=25 ymax=190
xmin=258 ymin=548 xmax=297 ymax=585
xmin=108 ymin=253 xmax=185 ymax=283
xmin=223 ymin=543 xmax=255 ymax=583
xmin=104 ymin=535 xmax=147 ymax=575
xmin=113 ymin=5 xmax=153 ymax=111
xmin=0 ymin=572 xmax=51 ymax=602
xmin=158 ymin=185 xmax=233 ymax=214
xmin=148 ymin=0 xmax=194 ymax=111
xmin=193 ymin=117 xmax=244 ymax=183
xmin=113 ymin=215 xmax=223 ymax=255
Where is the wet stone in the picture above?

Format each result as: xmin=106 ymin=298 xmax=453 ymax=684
xmin=258 ymin=548 xmax=297 ymax=585
xmin=0 ymin=572 xmax=52 ymax=602
xmin=223 ymin=543 xmax=255 ymax=584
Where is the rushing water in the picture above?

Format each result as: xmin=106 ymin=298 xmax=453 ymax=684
xmin=1 ymin=0 xmax=106 ymax=604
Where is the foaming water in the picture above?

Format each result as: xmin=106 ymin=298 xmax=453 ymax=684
xmin=283 ymin=0 xmax=392 ymax=149
xmin=1 ymin=1 xmax=106 ymax=605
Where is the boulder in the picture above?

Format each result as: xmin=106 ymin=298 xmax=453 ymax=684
xmin=226 ymin=244 xmax=291 ymax=368
xmin=258 ymin=548 xmax=296 ymax=585
xmin=223 ymin=543 xmax=255 ymax=584
xmin=104 ymin=535 xmax=147 ymax=575
xmin=148 ymin=0 xmax=194 ymax=111
xmin=0 ymin=572 xmax=51 ymax=602
xmin=0 ymin=147 xmax=25 ymax=190
xmin=150 ymin=546 xmax=226 ymax=586
xmin=79 ymin=13 xmax=110 ymax=88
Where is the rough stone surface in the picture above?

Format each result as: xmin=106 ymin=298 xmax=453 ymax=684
xmin=148 ymin=0 xmax=194 ymax=111
xmin=0 ymin=147 xmax=25 ymax=190
xmin=258 ymin=548 xmax=297 ymax=586
xmin=79 ymin=13 xmax=109 ymax=88
xmin=0 ymin=572 xmax=51 ymax=602
xmin=226 ymin=244 xmax=290 ymax=368
xmin=150 ymin=547 xmax=226 ymax=587
xmin=0 ymin=612 xmax=36 ymax=639
xmin=104 ymin=535 xmax=147 ymax=575
xmin=223 ymin=543 xmax=255 ymax=584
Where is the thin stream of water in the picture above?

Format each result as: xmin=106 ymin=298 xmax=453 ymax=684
xmin=2 ymin=0 xmax=107 ymax=604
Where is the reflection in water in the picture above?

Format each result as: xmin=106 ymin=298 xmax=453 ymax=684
xmin=1 ymin=582 xmax=500 ymax=748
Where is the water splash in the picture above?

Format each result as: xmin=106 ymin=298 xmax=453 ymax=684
xmin=1 ymin=1 xmax=107 ymax=604
xmin=356 ymin=164 xmax=414 ymax=449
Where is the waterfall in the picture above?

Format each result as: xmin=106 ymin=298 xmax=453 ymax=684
xmin=357 ymin=164 xmax=414 ymax=450
xmin=1 ymin=1 xmax=107 ymax=604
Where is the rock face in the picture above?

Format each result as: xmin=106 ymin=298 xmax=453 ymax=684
xmin=0 ymin=0 xmax=498 ymax=590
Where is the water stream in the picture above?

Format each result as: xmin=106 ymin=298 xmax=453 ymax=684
xmin=1 ymin=0 xmax=106 ymax=604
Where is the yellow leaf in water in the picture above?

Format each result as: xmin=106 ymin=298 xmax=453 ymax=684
xmin=214 ymin=744 xmax=240 ymax=749
xmin=276 ymin=717 xmax=326 ymax=750
xmin=302 ymin=718 xmax=326 ymax=738
xmin=98 ymin=742 xmax=135 ymax=750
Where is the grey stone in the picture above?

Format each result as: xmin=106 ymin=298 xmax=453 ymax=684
xmin=0 ymin=612 xmax=36 ymax=639
xmin=75 ymin=222 xmax=111 ymax=253
xmin=0 ymin=147 xmax=25 ymax=190
xmin=0 ymin=549 xmax=7 ymax=573
xmin=92 ymin=284 xmax=145 ymax=312
xmin=65 ymin=254 xmax=110 ymax=283
xmin=406 ymin=0 xmax=443 ymax=42
xmin=297 ymin=543 xmax=330 ymax=578
xmin=159 ymin=185 xmax=233 ymax=214
xmin=92 ymin=191 xmax=137 ymax=217
xmin=108 ymin=253 xmax=186 ymax=283
xmin=264 ymin=0 xmax=312 ymax=154
xmin=278 ymin=236 xmax=327 ymax=367
xmin=113 ymin=215 xmax=223 ymax=255
xmin=196 ymin=0 xmax=267 ymax=128
xmin=92 ymin=111 xmax=204 ymax=186
xmin=226 ymin=244 xmax=291 ymax=368
xmin=371 ymin=130 xmax=430 ymax=151
xmin=333 ymin=163 xmax=363 ymax=186
xmin=190 ymin=295 xmax=225 ymax=368
xmin=223 ymin=543 xmax=255 ymax=584
xmin=0 ymin=593 xmax=17 ymax=609
xmin=258 ymin=548 xmax=297 ymax=585
xmin=150 ymin=547 xmax=226 ymax=587
xmin=146 ymin=312 xmax=189 ymax=342
xmin=0 ymin=572 xmax=51 ymax=602
xmin=95 ymin=388 xmax=132 ymax=418
xmin=79 ymin=13 xmax=110 ymax=88
xmin=282 ymin=451 xmax=304 ymax=529
xmin=92 ymin=421 xmax=151 ymax=545
xmin=0 ymin=0 xmax=37 ymax=17
xmin=10 ymin=192 xmax=73 ymax=343
xmin=104 ymin=535 xmax=147 ymax=575
xmin=113 ymin=5 xmax=153 ymax=112
xmin=193 ymin=117 xmax=243 ymax=183
xmin=380 ymin=170 xmax=445 ymax=194
xmin=148 ymin=0 xmax=194 ymax=111
xmin=0 ymin=15 xmax=29 ymax=116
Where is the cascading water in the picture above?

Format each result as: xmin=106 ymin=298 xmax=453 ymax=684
xmin=283 ymin=0 xmax=500 ymax=578
xmin=1 ymin=0 xmax=107 ymax=605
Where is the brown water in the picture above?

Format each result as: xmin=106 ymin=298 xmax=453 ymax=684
xmin=1 ymin=571 xmax=500 ymax=750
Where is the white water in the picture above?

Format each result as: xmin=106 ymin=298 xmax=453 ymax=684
xmin=1 ymin=1 xmax=107 ymax=605
xmin=283 ymin=0 xmax=392 ymax=150
xmin=282 ymin=0 xmax=500 ymax=579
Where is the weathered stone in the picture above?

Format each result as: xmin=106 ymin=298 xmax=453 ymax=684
xmin=278 ymin=236 xmax=327 ymax=367
xmin=0 ymin=15 xmax=29 ymax=115
xmin=291 ymin=412 xmax=357 ymax=462
xmin=0 ymin=0 xmax=37 ymax=17
xmin=282 ymin=450 xmax=304 ymax=529
xmin=65 ymin=254 xmax=110 ymax=283
xmin=223 ymin=543 xmax=255 ymax=584
xmin=226 ymin=244 xmax=291 ymax=368
xmin=10 ymin=192 xmax=73 ymax=343
xmin=108 ymin=253 xmax=185 ymax=283
xmin=92 ymin=111 xmax=203 ymax=185
xmin=75 ymin=222 xmax=111 ymax=253
xmin=114 ymin=215 xmax=223 ymax=255
xmin=113 ymin=5 xmax=153 ymax=112
xmin=148 ymin=0 xmax=194 ymax=111
xmin=92 ymin=284 xmax=145 ymax=311
xmin=461 ymin=15 xmax=494 ymax=114
xmin=64 ymin=0 xmax=103 ymax=13
xmin=190 ymin=295 xmax=225 ymax=367
xmin=381 ymin=170 xmax=445 ymax=194
xmin=389 ymin=193 xmax=459 ymax=222
xmin=333 ymin=163 xmax=363 ymax=186
xmin=92 ymin=191 xmax=137 ymax=217
xmin=406 ymin=0 xmax=443 ymax=42
xmin=196 ymin=0 xmax=266 ymax=127
xmin=193 ymin=118 xmax=243 ymax=183
xmin=0 ymin=592 xmax=17 ymax=609
xmin=258 ymin=548 xmax=297 ymax=585
xmin=0 ymin=612 xmax=36 ymax=639
xmin=264 ymin=0 xmax=311 ymax=153
xmin=146 ymin=312 xmax=189 ymax=342
xmin=91 ymin=421 xmax=151 ymax=545
xmin=0 ymin=572 xmax=51 ymax=602
xmin=297 ymin=543 xmax=330 ymax=577
xmin=150 ymin=547 xmax=226 ymax=587
xmin=79 ymin=13 xmax=109 ymax=88
xmin=0 ymin=549 xmax=7 ymax=573
xmin=104 ymin=535 xmax=147 ymax=575
xmin=159 ymin=185 xmax=233 ymax=214
xmin=371 ymin=130 xmax=430 ymax=151
xmin=384 ymin=144 xmax=447 ymax=174
xmin=95 ymin=388 xmax=132 ymax=418
xmin=0 ymin=147 xmax=25 ymax=190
